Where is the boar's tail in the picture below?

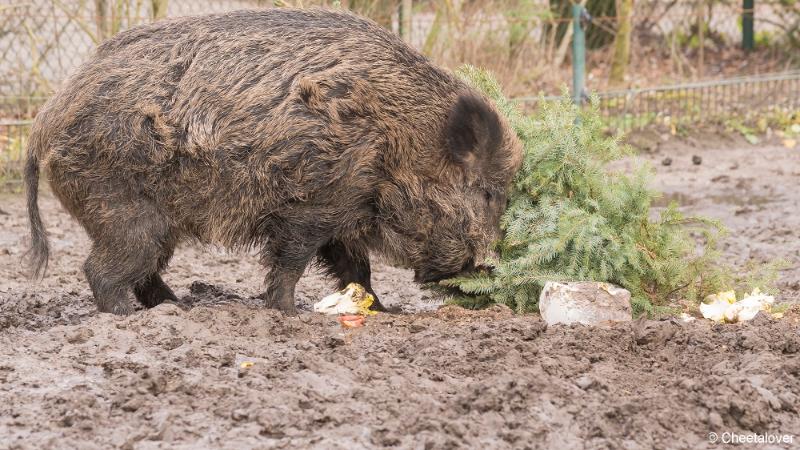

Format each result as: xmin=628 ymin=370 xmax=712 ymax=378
xmin=24 ymin=151 xmax=49 ymax=279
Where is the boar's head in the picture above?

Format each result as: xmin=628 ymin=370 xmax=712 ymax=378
xmin=375 ymin=92 xmax=523 ymax=284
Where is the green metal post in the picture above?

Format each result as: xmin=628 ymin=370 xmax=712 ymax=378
xmin=572 ymin=4 xmax=586 ymax=104
xmin=743 ymin=0 xmax=754 ymax=51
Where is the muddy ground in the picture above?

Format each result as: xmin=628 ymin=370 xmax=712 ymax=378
xmin=1 ymin=137 xmax=799 ymax=449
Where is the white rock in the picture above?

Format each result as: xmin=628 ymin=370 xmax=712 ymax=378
xmin=539 ymin=281 xmax=632 ymax=326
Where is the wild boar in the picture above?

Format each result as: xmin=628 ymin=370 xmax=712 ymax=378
xmin=25 ymin=8 xmax=523 ymax=315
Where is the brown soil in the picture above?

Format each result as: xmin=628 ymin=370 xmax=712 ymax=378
xmin=1 ymin=138 xmax=799 ymax=449
xmin=632 ymin=131 xmax=800 ymax=303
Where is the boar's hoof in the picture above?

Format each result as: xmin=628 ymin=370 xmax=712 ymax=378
xmin=263 ymin=269 xmax=303 ymax=315
xmin=260 ymin=291 xmax=298 ymax=316
xmin=369 ymin=296 xmax=388 ymax=312
xmin=96 ymin=301 xmax=134 ymax=316
xmin=272 ymin=301 xmax=299 ymax=316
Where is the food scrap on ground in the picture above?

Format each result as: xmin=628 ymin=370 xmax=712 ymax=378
xmin=699 ymin=288 xmax=776 ymax=323
xmin=313 ymin=283 xmax=377 ymax=316
xmin=337 ymin=315 xmax=366 ymax=328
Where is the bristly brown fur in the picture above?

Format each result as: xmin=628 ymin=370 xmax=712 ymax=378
xmin=25 ymin=8 xmax=523 ymax=315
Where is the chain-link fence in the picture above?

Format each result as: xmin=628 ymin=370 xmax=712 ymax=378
xmin=2 ymin=0 xmax=800 ymax=186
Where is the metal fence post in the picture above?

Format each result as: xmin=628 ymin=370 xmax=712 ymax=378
xmin=399 ymin=0 xmax=412 ymax=42
xmin=152 ymin=0 xmax=168 ymax=20
xmin=743 ymin=0 xmax=754 ymax=51
xmin=572 ymin=4 xmax=586 ymax=105
xmin=697 ymin=1 xmax=705 ymax=78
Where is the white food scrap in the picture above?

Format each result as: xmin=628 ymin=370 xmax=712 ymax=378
xmin=313 ymin=283 xmax=377 ymax=316
xmin=699 ymin=289 xmax=775 ymax=323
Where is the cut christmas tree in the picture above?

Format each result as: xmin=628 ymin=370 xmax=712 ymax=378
xmin=440 ymin=66 xmax=777 ymax=317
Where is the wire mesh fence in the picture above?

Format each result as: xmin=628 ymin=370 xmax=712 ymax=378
xmin=0 ymin=119 xmax=30 ymax=188
xmin=512 ymin=70 xmax=800 ymax=133
xmin=596 ymin=70 xmax=800 ymax=131
xmin=3 ymin=1 xmax=798 ymax=103
xmin=1 ymin=0 xmax=799 ymax=186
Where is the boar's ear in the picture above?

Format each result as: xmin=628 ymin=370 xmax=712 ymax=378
xmin=444 ymin=92 xmax=503 ymax=169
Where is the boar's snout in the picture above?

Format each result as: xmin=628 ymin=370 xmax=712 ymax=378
xmin=476 ymin=250 xmax=500 ymax=273
xmin=412 ymin=252 xmax=499 ymax=283
xmin=413 ymin=257 xmax=475 ymax=284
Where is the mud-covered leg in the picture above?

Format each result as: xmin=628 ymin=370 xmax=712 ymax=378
xmin=83 ymin=203 xmax=175 ymax=315
xmin=83 ymin=244 xmax=135 ymax=315
xmin=84 ymin=240 xmax=167 ymax=315
xmin=317 ymin=240 xmax=386 ymax=312
xmin=260 ymin=240 xmax=320 ymax=315
xmin=260 ymin=217 xmax=334 ymax=315
xmin=262 ymin=266 xmax=305 ymax=315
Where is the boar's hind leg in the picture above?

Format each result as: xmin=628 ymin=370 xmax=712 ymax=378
xmin=83 ymin=204 xmax=176 ymax=314
xmin=317 ymin=240 xmax=386 ymax=312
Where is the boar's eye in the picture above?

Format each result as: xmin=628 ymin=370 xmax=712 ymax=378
xmin=483 ymin=190 xmax=493 ymax=203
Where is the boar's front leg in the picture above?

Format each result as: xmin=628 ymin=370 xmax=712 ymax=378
xmin=317 ymin=240 xmax=387 ymax=312
xmin=261 ymin=231 xmax=327 ymax=315
xmin=263 ymin=265 xmax=304 ymax=315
